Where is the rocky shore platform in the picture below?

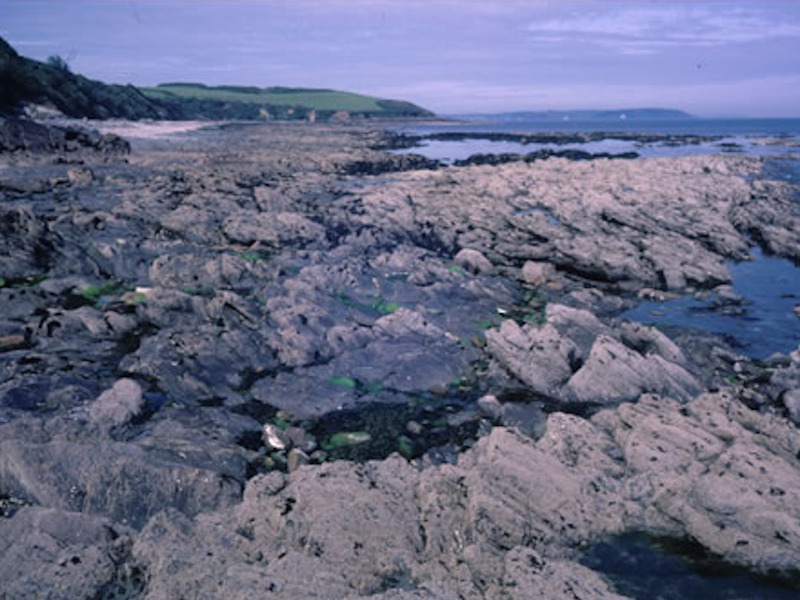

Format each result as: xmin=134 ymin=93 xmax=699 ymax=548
xmin=2 ymin=120 xmax=800 ymax=599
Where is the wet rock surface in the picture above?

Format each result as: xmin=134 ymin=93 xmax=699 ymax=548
xmin=1 ymin=120 xmax=800 ymax=598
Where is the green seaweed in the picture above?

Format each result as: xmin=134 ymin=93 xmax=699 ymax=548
xmin=336 ymin=293 xmax=400 ymax=316
xmin=231 ymin=249 xmax=266 ymax=263
xmin=124 ymin=292 xmax=147 ymax=305
xmin=329 ymin=376 xmax=358 ymax=389
xmin=397 ymin=436 xmax=414 ymax=459
xmin=323 ymin=431 xmax=372 ymax=450
xmin=476 ymin=318 xmax=498 ymax=331
xmin=363 ymin=382 xmax=384 ymax=394
xmin=448 ymin=265 xmax=466 ymax=276
xmin=81 ymin=280 xmax=122 ymax=303
xmin=0 ymin=277 xmax=5 ymax=288
xmin=373 ymin=298 xmax=400 ymax=315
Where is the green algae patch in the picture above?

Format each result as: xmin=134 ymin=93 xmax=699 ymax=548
xmin=329 ymin=376 xmax=358 ymax=389
xmin=81 ymin=280 xmax=122 ymax=303
xmin=323 ymin=431 xmax=372 ymax=450
xmin=335 ymin=293 xmax=401 ymax=316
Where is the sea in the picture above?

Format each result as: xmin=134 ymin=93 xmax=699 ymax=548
xmin=391 ymin=116 xmax=800 ymax=359
xmin=392 ymin=117 xmax=800 ymax=162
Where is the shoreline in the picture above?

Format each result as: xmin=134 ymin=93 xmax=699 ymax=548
xmin=1 ymin=120 xmax=800 ymax=599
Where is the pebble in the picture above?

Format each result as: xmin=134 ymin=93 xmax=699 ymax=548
xmin=287 ymin=448 xmax=310 ymax=473
xmin=286 ymin=426 xmax=317 ymax=452
xmin=262 ymin=424 xmax=290 ymax=451
xmin=477 ymin=394 xmax=503 ymax=421
xmin=0 ymin=334 xmax=28 ymax=352
xmin=521 ymin=261 xmax=553 ymax=286
xmin=406 ymin=420 xmax=423 ymax=436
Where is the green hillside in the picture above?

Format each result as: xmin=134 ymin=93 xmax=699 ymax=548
xmin=142 ymin=83 xmax=430 ymax=117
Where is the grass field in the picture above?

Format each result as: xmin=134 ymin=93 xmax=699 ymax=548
xmin=142 ymin=83 xmax=389 ymax=113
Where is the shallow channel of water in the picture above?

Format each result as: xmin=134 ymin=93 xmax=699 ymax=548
xmin=621 ymin=248 xmax=800 ymax=359
xmin=581 ymin=533 xmax=800 ymax=600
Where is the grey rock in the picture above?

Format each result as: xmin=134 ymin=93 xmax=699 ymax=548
xmin=67 ymin=166 xmax=94 ymax=187
xmin=287 ymin=448 xmax=310 ymax=473
xmin=89 ymin=378 xmax=143 ymax=428
xmin=0 ymin=507 xmax=131 ymax=600
xmin=0 ymin=439 xmax=243 ymax=529
xmin=783 ymin=389 xmax=800 ymax=424
xmin=454 ymin=248 xmax=494 ymax=275
xmin=501 ymin=547 xmax=631 ymax=600
xmin=223 ymin=211 xmax=325 ymax=248
xmin=619 ymin=320 xmax=688 ymax=366
xmin=149 ymin=252 xmax=269 ymax=294
xmin=520 ymin=261 xmax=554 ymax=286
xmin=501 ymin=402 xmax=547 ymax=440
xmin=598 ymin=392 xmax=800 ymax=574
xmin=286 ymin=426 xmax=317 ymax=453
xmin=486 ymin=320 xmax=579 ymax=398
xmin=106 ymin=392 xmax=800 ymax=598
xmin=0 ymin=206 xmax=57 ymax=279
xmin=477 ymin=394 xmax=503 ymax=420
xmin=546 ymin=303 xmax=611 ymax=360
xmin=406 ymin=420 xmax=424 ymax=435
xmin=566 ymin=335 xmax=700 ymax=404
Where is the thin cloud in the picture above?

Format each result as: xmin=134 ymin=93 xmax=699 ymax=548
xmin=527 ymin=6 xmax=800 ymax=53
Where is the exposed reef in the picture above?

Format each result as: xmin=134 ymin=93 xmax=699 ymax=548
xmin=1 ymin=121 xmax=799 ymax=599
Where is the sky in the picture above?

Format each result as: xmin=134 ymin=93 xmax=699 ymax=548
xmin=2 ymin=0 xmax=800 ymax=117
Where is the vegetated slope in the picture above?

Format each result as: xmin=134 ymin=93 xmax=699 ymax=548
xmin=0 ymin=36 xmax=433 ymax=120
xmin=141 ymin=82 xmax=431 ymax=119
xmin=0 ymin=36 xmax=171 ymax=119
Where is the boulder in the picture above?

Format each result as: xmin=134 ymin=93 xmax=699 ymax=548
xmin=597 ymin=392 xmax=800 ymax=574
xmin=520 ymin=261 xmax=554 ymax=286
xmin=222 ymin=211 xmax=325 ymax=248
xmin=566 ymin=335 xmax=700 ymax=404
xmin=486 ymin=320 xmax=578 ymax=398
xmin=0 ymin=507 xmax=131 ymax=600
xmin=454 ymin=248 xmax=494 ymax=275
xmin=0 ymin=439 xmax=243 ymax=529
xmin=782 ymin=389 xmax=800 ymax=424
xmin=501 ymin=547 xmax=630 ymax=600
xmin=88 ymin=378 xmax=143 ymax=428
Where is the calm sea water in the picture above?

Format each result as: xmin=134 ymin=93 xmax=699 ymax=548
xmin=621 ymin=248 xmax=800 ymax=359
xmin=403 ymin=117 xmax=800 ymax=137
xmin=394 ymin=117 xmax=800 ymax=161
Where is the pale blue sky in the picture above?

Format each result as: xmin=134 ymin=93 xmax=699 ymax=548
xmin=2 ymin=0 xmax=799 ymax=116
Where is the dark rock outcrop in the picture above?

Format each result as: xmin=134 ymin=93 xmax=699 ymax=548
xmin=0 ymin=117 xmax=130 ymax=154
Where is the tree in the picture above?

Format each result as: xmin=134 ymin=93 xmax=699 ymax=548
xmin=46 ymin=55 xmax=70 ymax=72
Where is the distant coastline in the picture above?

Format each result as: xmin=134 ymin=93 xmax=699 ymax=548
xmin=451 ymin=108 xmax=693 ymax=123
